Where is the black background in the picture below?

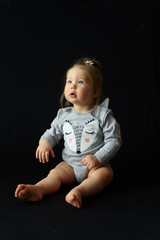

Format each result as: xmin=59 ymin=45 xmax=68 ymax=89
xmin=1 ymin=0 xmax=159 ymax=171
xmin=0 ymin=1 xmax=160 ymax=240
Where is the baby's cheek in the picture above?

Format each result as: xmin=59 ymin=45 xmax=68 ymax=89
xmin=64 ymin=88 xmax=69 ymax=99
xmin=85 ymin=138 xmax=90 ymax=143
xmin=68 ymin=138 xmax=72 ymax=143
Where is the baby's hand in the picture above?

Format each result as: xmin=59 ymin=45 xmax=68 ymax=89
xmin=35 ymin=139 xmax=55 ymax=163
xmin=80 ymin=155 xmax=101 ymax=170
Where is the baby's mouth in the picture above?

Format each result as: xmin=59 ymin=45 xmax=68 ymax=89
xmin=70 ymin=92 xmax=77 ymax=97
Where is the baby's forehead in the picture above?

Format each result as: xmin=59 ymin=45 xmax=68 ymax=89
xmin=67 ymin=66 xmax=89 ymax=79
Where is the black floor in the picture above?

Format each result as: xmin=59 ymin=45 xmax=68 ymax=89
xmin=0 ymin=157 xmax=160 ymax=240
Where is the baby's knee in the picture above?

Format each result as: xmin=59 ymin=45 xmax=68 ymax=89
xmin=107 ymin=166 xmax=114 ymax=180
xmin=48 ymin=168 xmax=62 ymax=180
xmin=99 ymin=166 xmax=114 ymax=184
xmin=48 ymin=168 xmax=55 ymax=175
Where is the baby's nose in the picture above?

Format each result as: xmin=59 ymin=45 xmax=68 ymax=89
xmin=71 ymin=84 xmax=77 ymax=89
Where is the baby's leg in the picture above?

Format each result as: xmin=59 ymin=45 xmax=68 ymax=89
xmin=65 ymin=164 xmax=113 ymax=208
xmin=15 ymin=161 xmax=76 ymax=201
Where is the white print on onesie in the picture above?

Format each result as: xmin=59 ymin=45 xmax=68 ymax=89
xmin=63 ymin=118 xmax=99 ymax=154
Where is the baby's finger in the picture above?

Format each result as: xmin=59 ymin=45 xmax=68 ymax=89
xmin=35 ymin=148 xmax=39 ymax=159
xmin=80 ymin=157 xmax=85 ymax=163
xmin=39 ymin=151 xmax=43 ymax=163
xmin=45 ymin=151 xmax=49 ymax=162
xmin=80 ymin=159 xmax=84 ymax=165
xmin=42 ymin=152 xmax=46 ymax=163
xmin=81 ymin=159 xmax=86 ymax=166
xmin=50 ymin=149 xmax=55 ymax=158
xmin=88 ymin=164 xmax=92 ymax=170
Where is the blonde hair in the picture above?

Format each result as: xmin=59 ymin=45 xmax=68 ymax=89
xmin=60 ymin=57 xmax=104 ymax=108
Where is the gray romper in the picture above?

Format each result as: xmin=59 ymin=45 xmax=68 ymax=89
xmin=40 ymin=98 xmax=122 ymax=183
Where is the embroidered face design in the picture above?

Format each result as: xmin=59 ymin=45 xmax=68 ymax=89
xmin=63 ymin=118 xmax=99 ymax=154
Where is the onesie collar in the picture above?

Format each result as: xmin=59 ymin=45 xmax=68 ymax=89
xmin=72 ymin=98 xmax=109 ymax=115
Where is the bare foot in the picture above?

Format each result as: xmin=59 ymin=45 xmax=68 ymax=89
xmin=15 ymin=184 xmax=43 ymax=202
xmin=65 ymin=188 xmax=82 ymax=208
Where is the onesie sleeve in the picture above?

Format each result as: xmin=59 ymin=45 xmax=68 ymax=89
xmin=40 ymin=109 xmax=64 ymax=147
xmin=94 ymin=110 xmax=122 ymax=163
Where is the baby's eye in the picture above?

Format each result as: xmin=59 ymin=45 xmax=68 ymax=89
xmin=78 ymin=80 xmax=84 ymax=84
xmin=67 ymin=80 xmax=72 ymax=84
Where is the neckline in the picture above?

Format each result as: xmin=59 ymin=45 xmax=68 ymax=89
xmin=73 ymin=106 xmax=95 ymax=115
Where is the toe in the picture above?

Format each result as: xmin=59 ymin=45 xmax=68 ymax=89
xmin=65 ymin=193 xmax=82 ymax=208
xmin=15 ymin=184 xmax=25 ymax=197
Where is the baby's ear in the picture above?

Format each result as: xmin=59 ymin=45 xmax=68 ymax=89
xmin=93 ymin=88 xmax=100 ymax=98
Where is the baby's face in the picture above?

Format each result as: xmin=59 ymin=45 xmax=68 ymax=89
xmin=64 ymin=67 xmax=96 ymax=111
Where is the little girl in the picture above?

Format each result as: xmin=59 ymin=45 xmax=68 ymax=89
xmin=15 ymin=57 xmax=122 ymax=208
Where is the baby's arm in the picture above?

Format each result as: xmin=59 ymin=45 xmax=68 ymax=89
xmin=81 ymin=155 xmax=101 ymax=170
xmin=35 ymin=139 xmax=55 ymax=163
